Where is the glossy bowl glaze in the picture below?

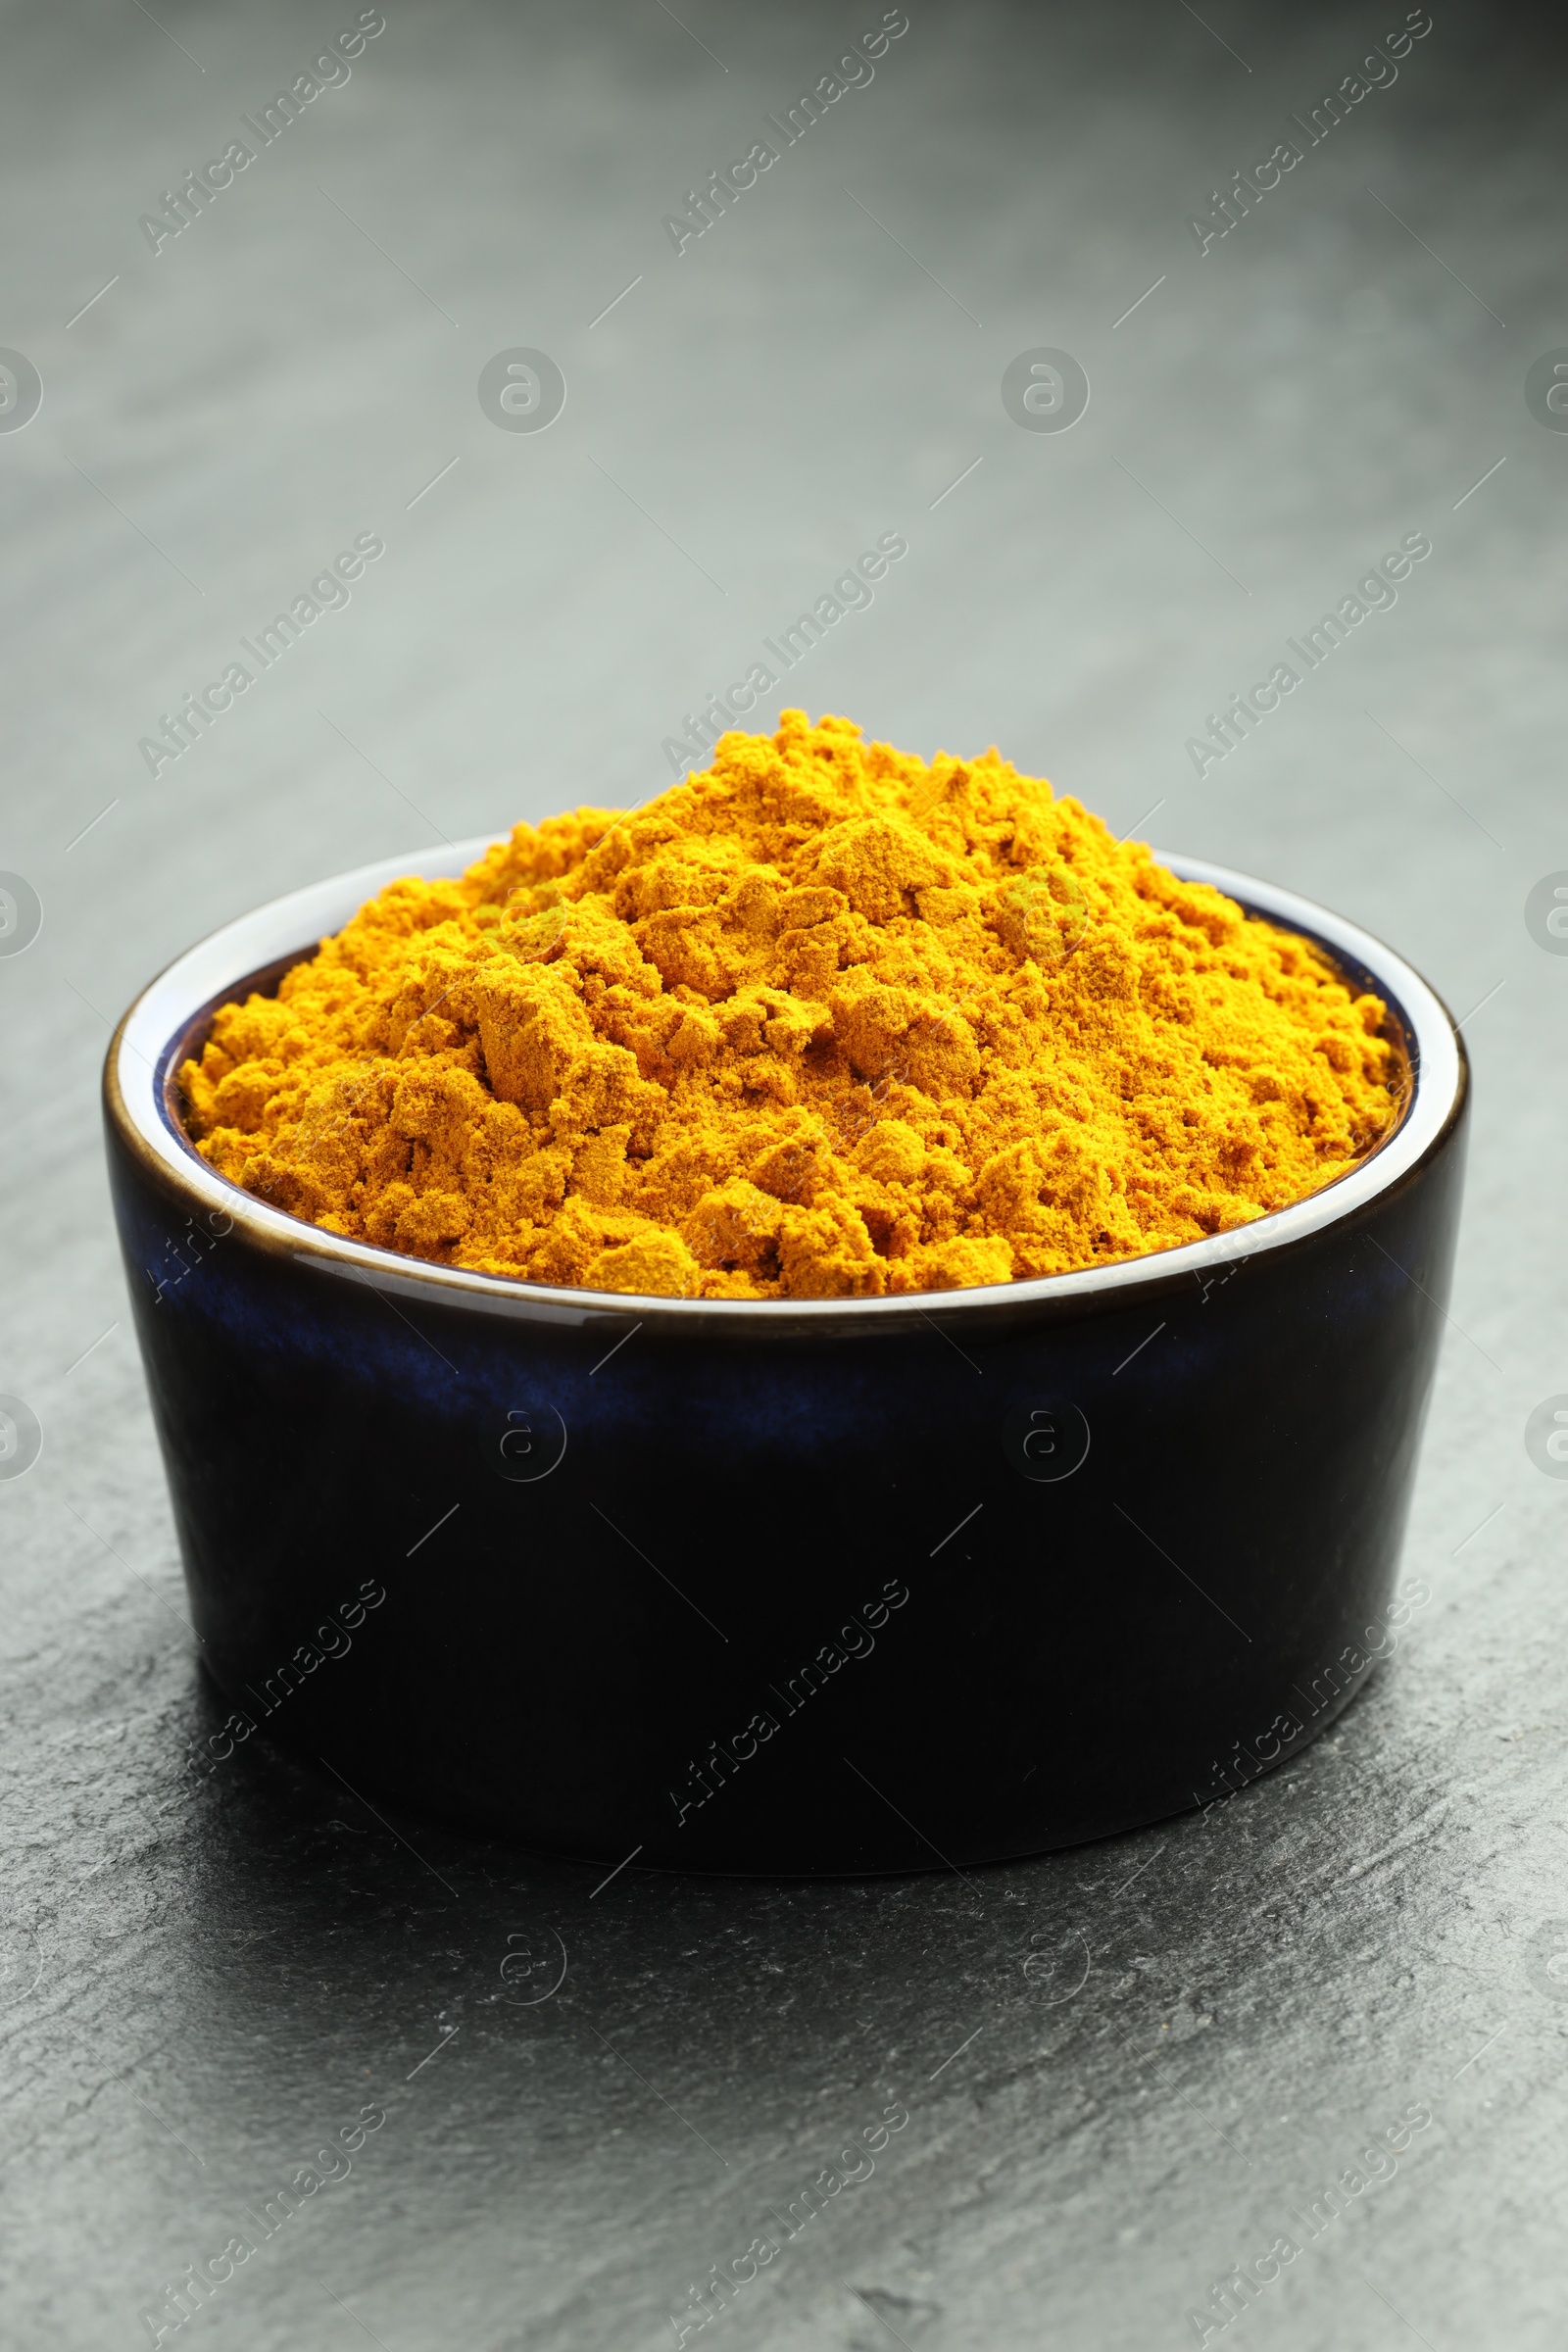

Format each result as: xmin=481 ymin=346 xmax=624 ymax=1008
xmin=105 ymin=842 xmax=1467 ymax=1873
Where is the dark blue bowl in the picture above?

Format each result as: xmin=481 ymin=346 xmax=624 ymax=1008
xmin=105 ymin=843 xmax=1467 ymax=1874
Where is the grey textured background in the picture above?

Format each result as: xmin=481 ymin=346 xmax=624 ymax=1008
xmin=2 ymin=1 xmax=1565 ymax=2345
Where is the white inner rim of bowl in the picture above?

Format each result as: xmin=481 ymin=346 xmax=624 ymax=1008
xmin=117 ymin=837 xmax=1462 ymax=1321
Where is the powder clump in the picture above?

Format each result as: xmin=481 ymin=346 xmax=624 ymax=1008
xmin=180 ymin=712 xmax=1401 ymax=1298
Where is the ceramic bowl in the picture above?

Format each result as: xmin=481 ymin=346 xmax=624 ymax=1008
xmin=104 ymin=842 xmax=1467 ymax=1873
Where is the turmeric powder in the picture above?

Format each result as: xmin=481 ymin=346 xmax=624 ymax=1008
xmin=180 ymin=711 xmax=1401 ymax=1299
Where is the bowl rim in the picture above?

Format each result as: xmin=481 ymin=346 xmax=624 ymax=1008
xmin=105 ymin=834 xmax=1466 ymax=1329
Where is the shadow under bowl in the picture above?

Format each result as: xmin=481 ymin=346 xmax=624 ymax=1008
xmin=104 ymin=841 xmax=1467 ymax=1874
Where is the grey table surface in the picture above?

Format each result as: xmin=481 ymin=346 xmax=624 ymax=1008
xmin=2 ymin=1 xmax=1565 ymax=2345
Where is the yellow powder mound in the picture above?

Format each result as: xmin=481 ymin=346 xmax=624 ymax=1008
xmin=180 ymin=711 xmax=1401 ymax=1299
